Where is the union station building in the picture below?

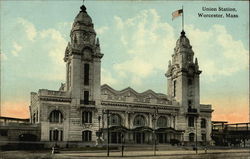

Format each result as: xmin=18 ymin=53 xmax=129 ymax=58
xmin=29 ymin=4 xmax=213 ymax=147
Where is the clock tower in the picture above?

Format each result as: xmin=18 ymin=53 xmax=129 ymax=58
xmin=63 ymin=5 xmax=103 ymax=141
xmin=64 ymin=5 xmax=103 ymax=105
xmin=166 ymin=31 xmax=201 ymax=113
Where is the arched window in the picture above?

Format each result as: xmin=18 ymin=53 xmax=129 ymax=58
xmin=133 ymin=115 xmax=145 ymax=127
xmin=49 ymin=110 xmax=63 ymax=123
xmin=188 ymin=116 xmax=194 ymax=127
xmin=201 ymin=119 xmax=206 ymax=128
xmin=82 ymin=130 xmax=92 ymax=142
xmin=109 ymin=114 xmax=122 ymax=126
xmin=157 ymin=116 xmax=168 ymax=128
xmin=189 ymin=133 xmax=195 ymax=142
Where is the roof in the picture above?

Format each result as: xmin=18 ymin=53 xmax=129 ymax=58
xmin=0 ymin=116 xmax=29 ymax=121
xmin=101 ymin=84 xmax=169 ymax=100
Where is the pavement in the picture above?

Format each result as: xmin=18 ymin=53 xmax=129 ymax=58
xmin=1 ymin=148 xmax=249 ymax=159
xmin=54 ymin=149 xmax=250 ymax=159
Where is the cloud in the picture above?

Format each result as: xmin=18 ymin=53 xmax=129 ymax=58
xmin=107 ymin=9 xmax=176 ymax=87
xmin=1 ymin=52 xmax=8 ymax=61
xmin=17 ymin=18 xmax=37 ymax=41
xmin=101 ymin=68 xmax=118 ymax=86
xmin=114 ymin=57 xmax=154 ymax=78
xmin=11 ymin=41 xmax=23 ymax=56
xmin=105 ymin=9 xmax=248 ymax=89
xmin=187 ymin=24 xmax=249 ymax=81
xmin=10 ymin=18 xmax=67 ymax=81
xmin=40 ymin=29 xmax=67 ymax=67
xmin=96 ymin=26 xmax=109 ymax=35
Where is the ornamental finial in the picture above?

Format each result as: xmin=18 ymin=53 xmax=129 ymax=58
xmin=181 ymin=30 xmax=185 ymax=37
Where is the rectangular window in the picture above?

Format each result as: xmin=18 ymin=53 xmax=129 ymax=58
xmin=188 ymin=116 xmax=195 ymax=127
xmin=84 ymin=64 xmax=89 ymax=85
xmin=82 ymin=111 xmax=92 ymax=124
xmin=202 ymin=133 xmax=206 ymax=141
xmin=60 ymin=130 xmax=63 ymax=141
xmin=188 ymin=100 xmax=192 ymax=108
xmin=188 ymin=79 xmax=193 ymax=85
xmin=173 ymin=80 xmax=176 ymax=97
xmin=50 ymin=130 xmax=63 ymax=141
xmin=49 ymin=130 xmax=52 ymax=141
xmin=53 ymin=130 xmax=59 ymax=141
xmin=84 ymin=91 xmax=89 ymax=104
xmin=82 ymin=131 xmax=92 ymax=142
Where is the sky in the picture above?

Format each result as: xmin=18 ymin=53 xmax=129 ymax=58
xmin=0 ymin=0 xmax=249 ymax=123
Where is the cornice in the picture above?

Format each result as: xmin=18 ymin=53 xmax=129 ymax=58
xmin=101 ymin=101 xmax=179 ymax=111
xmin=39 ymin=96 xmax=71 ymax=103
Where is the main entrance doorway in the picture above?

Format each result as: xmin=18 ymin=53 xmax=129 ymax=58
xmin=111 ymin=132 xmax=121 ymax=143
xmin=134 ymin=132 xmax=145 ymax=144
xmin=157 ymin=133 xmax=167 ymax=143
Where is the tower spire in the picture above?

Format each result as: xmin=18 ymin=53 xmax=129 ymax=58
xmin=182 ymin=6 xmax=184 ymax=32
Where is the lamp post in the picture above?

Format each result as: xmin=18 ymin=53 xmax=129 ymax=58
xmin=102 ymin=110 xmax=110 ymax=157
xmin=152 ymin=117 xmax=156 ymax=156
xmin=152 ymin=107 xmax=158 ymax=156
xmin=205 ymin=132 xmax=207 ymax=154
xmin=97 ymin=116 xmax=101 ymax=144
xmin=121 ymin=132 xmax=124 ymax=157
xmin=195 ymin=117 xmax=198 ymax=154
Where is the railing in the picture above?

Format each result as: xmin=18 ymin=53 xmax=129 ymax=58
xmin=188 ymin=108 xmax=197 ymax=113
xmin=102 ymin=94 xmax=172 ymax=105
xmin=200 ymin=104 xmax=211 ymax=109
xmin=38 ymin=89 xmax=67 ymax=97
xmin=0 ymin=122 xmax=41 ymax=127
xmin=80 ymin=100 xmax=95 ymax=105
xmin=225 ymin=123 xmax=249 ymax=131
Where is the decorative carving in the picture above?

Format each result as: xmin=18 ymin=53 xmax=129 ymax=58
xmin=83 ymin=123 xmax=93 ymax=128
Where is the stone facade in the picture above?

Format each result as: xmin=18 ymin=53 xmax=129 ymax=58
xmin=29 ymin=5 xmax=213 ymax=146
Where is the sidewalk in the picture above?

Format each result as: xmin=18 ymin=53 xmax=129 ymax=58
xmin=56 ymin=148 xmax=250 ymax=159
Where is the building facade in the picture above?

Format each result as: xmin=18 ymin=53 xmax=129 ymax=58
xmin=29 ymin=5 xmax=213 ymax=147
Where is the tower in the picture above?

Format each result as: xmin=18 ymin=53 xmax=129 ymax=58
xmin=64 ymin=5 xmax=103 ymax=141
xmin=64 ymin=5 xmax=103 ymax=105
xmin=166 ymin=31 xmax=201 ymax=113
xmin=166 ymin=31 xmax=205 ymax=143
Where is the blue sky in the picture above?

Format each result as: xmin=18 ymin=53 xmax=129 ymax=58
xmin=0 ymin=0 xmax=249 ymax=122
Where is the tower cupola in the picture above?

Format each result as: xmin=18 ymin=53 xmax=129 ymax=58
xmin=70 ymin=5 xmax=97 ymax=48
xmin=175 ymin=31 xmax=191 ymax=49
